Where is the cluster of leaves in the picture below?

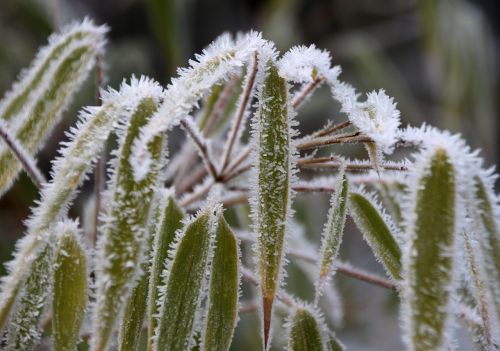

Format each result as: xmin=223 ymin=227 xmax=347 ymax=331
xmin=0 ymin=18 xmax=499 ymax=351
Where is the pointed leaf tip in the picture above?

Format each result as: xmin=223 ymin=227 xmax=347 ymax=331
xmin=403 ymin=148 xmax=456 ymax=351
xmin=52 ymin=225 xmax=88 ymax=351
xmin=202 ymin=216 xmax=239 ymax=351
xmin=348 ymin=190 xmax=402 ymax=281
xmin=252 ymin=61 xmax=292 ymax=349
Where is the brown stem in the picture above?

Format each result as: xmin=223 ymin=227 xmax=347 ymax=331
xmin=220 ymin=51 xmax=258 ymax=173
xmin=180 ymin=119 xmax=219 ymax=180
xmin=175 ymin=164 xmax=208 ymax=196
xmin=299 ymin=161 xmax=408 ymax=172
xmin=203 ymin=75 xmax=240 ymax=136
xmin=0 ymin=122 xmax=46 ymax=188
xmin=92 ymin=54 xmax=105 ymax=248
xmin=297 ymin=132 xmax=373 ymax=151
xmin=291 ymin=77 xmax=323 ymax=109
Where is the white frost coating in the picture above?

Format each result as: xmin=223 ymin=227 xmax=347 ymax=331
xmin=131 ymin=31 xmax=277 ymax=181
xmin=0 ymin=76 xmax=163 ymax=327
xmin=0 ymin=18 xmax=107 ymax=144
xmin=278 ymin=45 xmax=341 ymax=84
xmin=284 ymin=301 xmax=329 ymax=349
xmin=331 ymin=85 xmax=401 ymax=154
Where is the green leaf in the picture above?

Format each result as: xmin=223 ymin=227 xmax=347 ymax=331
xmin=0 ymin=81 xmax=136 ymax=331
xmin=404 ymin=148 xmax=456 ymax=351
xmin=6 ymin=238 xmax=54 ymax=350
xmin=348 ymin=191 xmax=402 ymax=281
xmin=202 ymin=216 xmax=239 ymax=351
xmin=325 ymin=332 xmax=345 ymax=351
xmin=316 ymin=172 xmax=348 ymax=299
xmin=287 ymin=307 xmax=325 ymax=351
xmin=147 ymin=194 xmax=184 ymax=350
xmin=52 ymin=222 xmax=88 ymax=351
xmin=472 ymin=176 xmax=500 ymax=321
xmin=0 ymin=20 xmax=106 ymax=196
xmin=93 ymin=96 xmax=165 ymax=351
xmin=155 ymin=208 xmax=217 ymax=351
xmin=253 ymin=61 xmax=292 ymax=347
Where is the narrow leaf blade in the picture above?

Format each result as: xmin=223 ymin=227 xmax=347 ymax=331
xmin=348 ymin=191 xmax=402 ymax=280
xmin=252 ymin=61 xmax=292 ymax=348
xmin=93 ymin=96 xmax=165 ymax=351
xmin=52 ymin=222 xmax=88 ymax=351
xmin=203 ymin=216 xmax=239 ymax=351
xmin=403 ymin=148 xmax=456 ymax=351
xmin=147 ymin=194 xmax=184 ymax=349
xmin=287 ymin=307 xmax=325 ymax=351
xmin=155 ymin=208 xmax=217 ymax=351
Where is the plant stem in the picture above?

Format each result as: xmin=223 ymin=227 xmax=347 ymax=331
xmin=203 ymin=75 xmax=240 ymax=136
xmin=180 ymin=118 xmax=219 ymax=180
xmin=0 ymin=121 xmax=46 ymax=188
xmin=291 ymin=77 xmax=323 ymax=109
xmin=297 ymin=132 xmax=373 ymax=151
xmin=219 ymin=51 xmax=258 ymax=173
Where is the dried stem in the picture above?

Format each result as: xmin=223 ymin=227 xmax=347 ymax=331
xmin=224 ymin=146 xmax=251 ymax=178
xmin=203 ymin=75 xmax=240 ymax=136
xmin=175 ymin=164 xmax=208 ymax=196
xmin=299 ymin=160 xmax=408 ymax=172
xmin=180 ymin=118 xmax=219 ymax=180
xmin=0 ymin=121 xmax=46 ymax=188
xmin=298 ymin=120 xmax=352 ymax=142
xmin=297 ymin=132 xmax=373 ymax=151
xmin=179 ymin=179 xmax=215 ymax=207
xmin=92 ymin=54 xmax=105 ymax=248
xmin=219 ymin=51 xmax=258 ymax=173
xmin=291 ymin=77 xmax=323 ymax=109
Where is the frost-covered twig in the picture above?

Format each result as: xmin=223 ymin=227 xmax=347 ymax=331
xmin=0 ymin=121 xmax=46 ymax=188
xmin=219 ymin=51 xmax=259 ymax=173
xmin=291 ymin=77 xmax=323 ymax=109
xmin=297 ymin=132 xmax=372 ymax=151
xmin=180 ymin=118 xmax=219 ymax=180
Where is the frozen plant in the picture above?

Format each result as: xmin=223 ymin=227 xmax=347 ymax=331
xmin=0 ymin=18 xmax=499 ymax=351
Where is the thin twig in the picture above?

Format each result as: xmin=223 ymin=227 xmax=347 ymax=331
xmin=92 ymin=54 xmax=104 ymax=248
xmin=0 ymin=121 xmax=46 ymax=188
xmin=219 ymin=51 xmax=258 ymax=173
xmin=299 ymin=161 xmax=408 ymax=172
xmin=300 ymin=120 xmax=352 ymax=142
xmin=180 ymin=118 xmax=219 ymax=180
xmin=224 ymin=146 xmax=251 ymax=178
xmin=291 ymin=77 xmax=323 ymax=109
xmin=235 ymin=230 xmax=398 ymax=291
xmin=297 ymin=155 xmax=341 ymax=166
xmin=175 ymin=164 xmax=208 ymax=196
xmin=203 ymin=75 xmax=240 ymax=136
xmin=221 ymin=163 xmax=252 ymax=183
xmin=297 ymin=132 xmax=373 ymax=151
xmin=179 ymin=179 xmax=214 ymax=207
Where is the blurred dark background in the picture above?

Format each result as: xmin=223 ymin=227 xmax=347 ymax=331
xmin=0 ymin=0 xmax=499 ymax=349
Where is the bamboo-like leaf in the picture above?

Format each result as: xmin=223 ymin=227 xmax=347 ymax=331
xmin=202 ymin=216 xmax=239 ymax=351
xmin=52 ymin=221 xmax=88 ymax=351
xmin=315 ymin=172 xmax=348 ymax=301
xmin=92 ymin=96 xmax=165 ymax=351
xmin=0 ymin=77 xmax=163 ymax=331
xmin=0 ymin=19 xmax=107 ymax=196
xmin=147 ymin=193 xmax=184 ymax=350
xmin=403 ymin=148 xmax=456 ymax=351
xmin=472 ymin=175 xmax=500 ymax=321
xmin=252 ymin=61 xmax=293 ymax=348
xmin=155 ymin=207 xmax=218 ymax=351
xmin=325 ymin=332 xmax=345 ymax=351
xmin=287 ymin=307 xmax=325 ymax=351
xmin=6 ymin=237 xmax=54 ymax=350
xmin=348 ymin=190 xmax=402 ymax=280
xmin=460 ymin=230 xmax=495 ymax=350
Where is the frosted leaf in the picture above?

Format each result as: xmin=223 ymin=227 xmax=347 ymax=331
xmin=52 ymin=220 xmax=88 ymax=351
xmin=202 ymin=215 xmax=239 ymax=351
xmin=401 ymin=148 xmax=457 ymax=351
xmin=131 ymin=31 xmax=277 ymax=181
xmin=92 ymin=94 xmax=166 ymax=351
xmin=278 ymin=45 xmax=341 ymax=84
xmin=147 ymin=191 xmax=184 ymax=350
xmin=0 ymin=18 xmax=107 ymax=197
xmin=154 ymin=205 xmax=220 ymax=351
